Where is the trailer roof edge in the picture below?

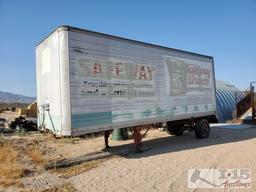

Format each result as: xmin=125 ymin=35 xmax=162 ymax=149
xmin=36 ymin=25 xmax=214 ymax=59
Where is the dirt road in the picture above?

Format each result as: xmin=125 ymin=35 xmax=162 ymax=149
xmin=68 ymin=126 xmax=256 ymax=192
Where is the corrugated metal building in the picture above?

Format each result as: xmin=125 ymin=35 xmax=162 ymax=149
xmin=215 ymin=80 xmax=244 ymax=122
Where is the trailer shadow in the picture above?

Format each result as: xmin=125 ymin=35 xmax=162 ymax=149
xmin=106 ymin=126 xmax=256 ymax=159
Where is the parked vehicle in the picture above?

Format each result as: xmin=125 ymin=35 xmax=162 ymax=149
xmin=36 ymin=26 xmax=217 ymax=149
xmin=9 ymin=116 xmax=37 ymax=133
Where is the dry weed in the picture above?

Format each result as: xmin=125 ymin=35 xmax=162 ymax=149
xmin=0 ymin=142 xmax=25 ymax=187
xmin=27 ymin=147 xmax=44 ymax=164
xmin=52 ymin=158 xmax=107 ymax=178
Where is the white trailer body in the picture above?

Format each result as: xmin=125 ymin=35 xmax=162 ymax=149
xmin=36 ymin=26 xmax=217 ymax=136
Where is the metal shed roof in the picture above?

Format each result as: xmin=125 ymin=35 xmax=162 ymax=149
xmin=216 ymin=80 xmax=244 ymax=122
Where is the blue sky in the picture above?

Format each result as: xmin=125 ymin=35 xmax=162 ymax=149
xmin=0 ymin=0 xmax=256 ymax=97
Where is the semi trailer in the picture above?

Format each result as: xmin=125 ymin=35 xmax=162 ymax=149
xmin=36 ymin=26 xmax=217 ymax=151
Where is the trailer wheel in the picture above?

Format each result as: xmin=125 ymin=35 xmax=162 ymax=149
xmin=194 ymin=119 xmax=210 ymax=139
xmin=166 ymin=125 xmax=183 ymax=136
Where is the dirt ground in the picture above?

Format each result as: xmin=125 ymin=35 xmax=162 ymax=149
xmin=0 ymin=125 xmax=256 ymax=192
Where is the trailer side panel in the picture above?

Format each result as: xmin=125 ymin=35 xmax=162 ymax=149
xmin=68 ymin=30 xmax=216 ymax=135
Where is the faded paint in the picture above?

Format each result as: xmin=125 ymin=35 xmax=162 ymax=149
xmin=36 ymin=26 xmax=217 ymax=136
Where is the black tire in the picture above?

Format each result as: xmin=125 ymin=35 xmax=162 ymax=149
xmin=166 ymin=125 xmax=184 ymax=136
xmin=194 ymin=119 xmax=210 ymax=139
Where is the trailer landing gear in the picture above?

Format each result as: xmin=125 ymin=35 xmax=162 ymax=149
xmin=103 ymin=126 xmax=151 ymax=153
xmin=104 ymin=130 xmax=112 ymax=149
xmin=129 ymin=125 xmax=151 ymax=153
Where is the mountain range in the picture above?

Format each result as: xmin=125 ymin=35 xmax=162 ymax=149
xmin=0 ymin=91 xmax=36 ymax=103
